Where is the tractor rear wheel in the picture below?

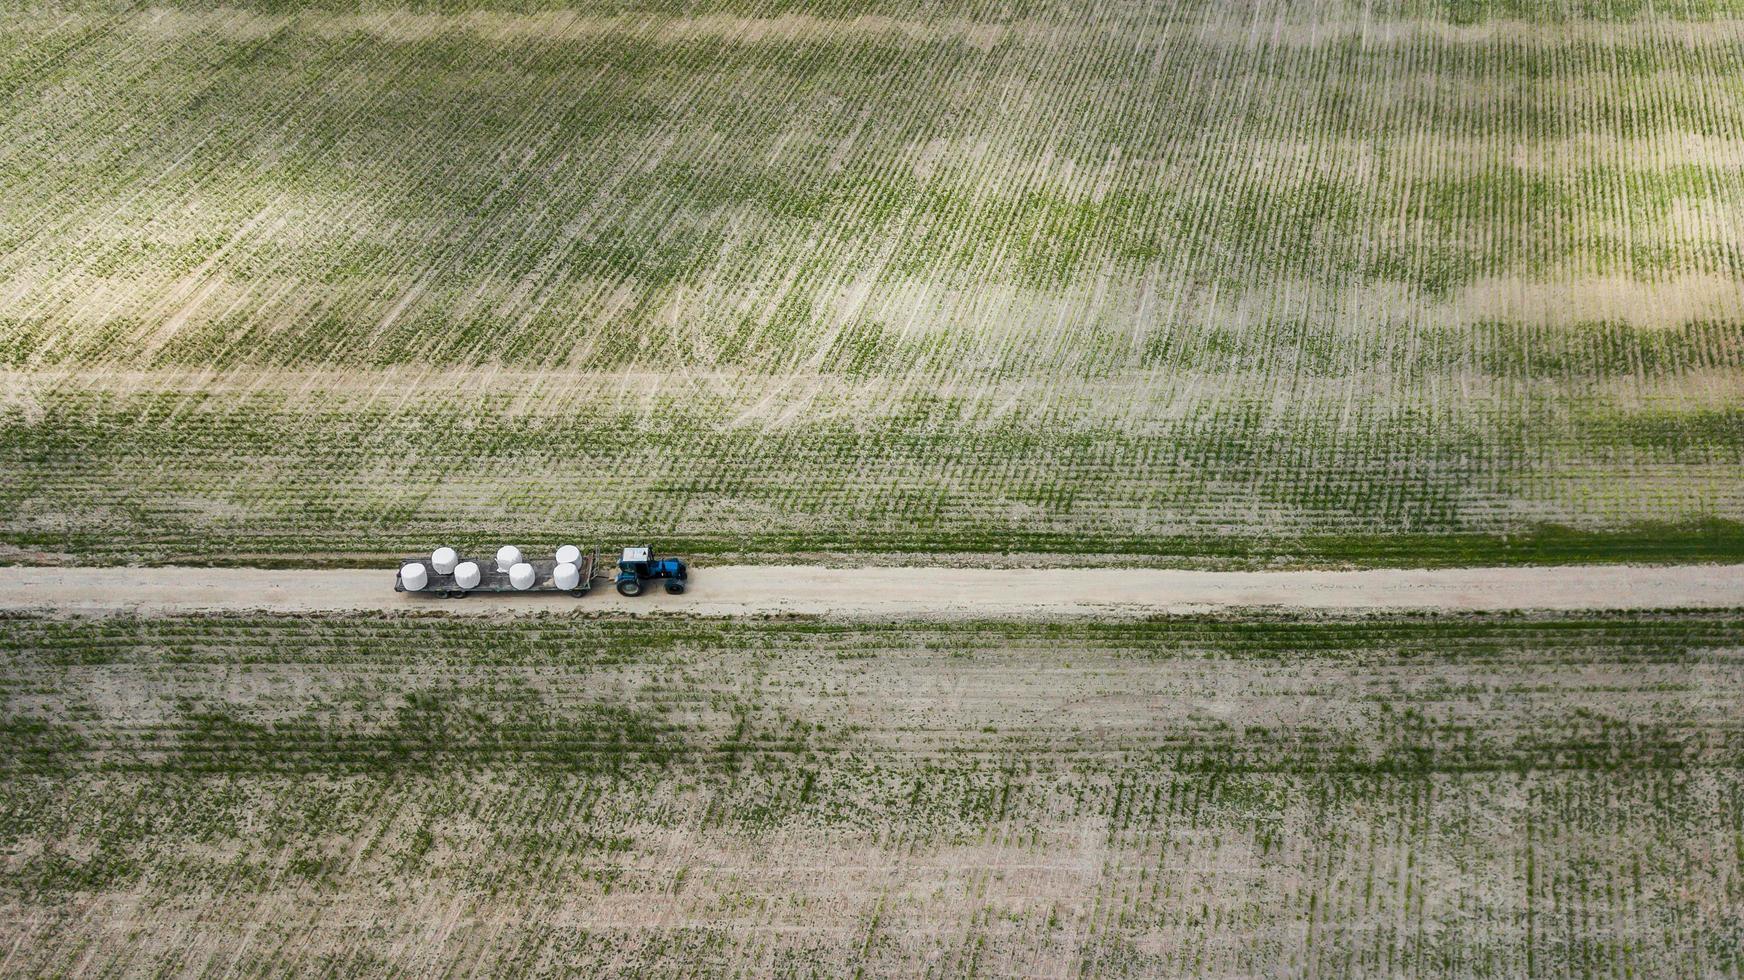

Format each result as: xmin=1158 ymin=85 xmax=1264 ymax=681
xmin=665 ymin=580 xmax=686 ymax=595
xmin=617 ymin=579 xmax=642 ymax=597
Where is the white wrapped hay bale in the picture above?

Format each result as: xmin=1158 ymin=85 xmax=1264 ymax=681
xmin=555 ymin=544 xmax=581 ymax=566
xmin=553 ymin=561 xmax=581 ymax=590
xmin=509 ymin=562 xmax=536 ymax=590
xmin=496 ymin=545 xmax=523 ymax=571
xmin=431 ymin=547 xmax=458 ymax=574
xmin=400 ymin=563 xmax=428 ymax=591
xmin=453 ymin=561 xmax=482 ymax=589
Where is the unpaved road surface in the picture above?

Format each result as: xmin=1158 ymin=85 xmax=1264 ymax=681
xmin=3 ymin=563 xmax=1742 ymax=616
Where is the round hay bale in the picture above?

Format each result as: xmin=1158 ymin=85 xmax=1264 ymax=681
xmin=553 ymin=561 xmax=581 ymax=590
xmin=509 ymin=562 xmax=536 ymax=590
xmin=400 ymin=563 xmax=428 ymax=591
xmin=453 ymin=561 xmax=482 ymax=589
xmin=496 ymin=545 xmax=523 ymax=571
xmin=431 ymin=547 xmax=459 ymax=574
xmin=555 ymin=544 xmax=582 ymax=566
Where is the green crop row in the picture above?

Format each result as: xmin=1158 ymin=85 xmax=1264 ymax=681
xmin=3 ymin=609 xmax=1741 ymax=775
xmin=4 ymin=380 xmax=1739 ymax=565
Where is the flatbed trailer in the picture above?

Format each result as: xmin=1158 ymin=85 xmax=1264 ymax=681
xmin=395 ymin=549 xmax=600 ymax=598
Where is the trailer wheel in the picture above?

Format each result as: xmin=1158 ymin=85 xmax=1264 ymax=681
xmin=570 ymin=589 xmax=586 ymax=598
xmin=665 ymin=580 xmax=686 ymax=595
xmin=617 ymin=579 xmax=642 ymax=597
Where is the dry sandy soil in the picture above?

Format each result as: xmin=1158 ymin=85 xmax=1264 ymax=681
xmin=3 ymin=562 xmax=1741 ymax=616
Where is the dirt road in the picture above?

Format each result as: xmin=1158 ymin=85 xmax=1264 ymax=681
xmin=3 ymin=563 xmax=1741 ymax=617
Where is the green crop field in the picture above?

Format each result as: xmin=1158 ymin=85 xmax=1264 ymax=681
xmin=3 ymin=611 xmax=1742 ymax=974
xmin=3 ymin=0 xmax=1743 ymax=565
xmin=5 ymin=0 xmax=1743 ymax=974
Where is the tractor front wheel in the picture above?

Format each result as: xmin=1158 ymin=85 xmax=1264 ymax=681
xmin=665 ymin=580 xmax=686 ymax=595
xmin=617 ymin=579 xmax=643 ymax=597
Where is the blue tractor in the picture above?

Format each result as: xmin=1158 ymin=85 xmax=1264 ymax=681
xmin=615 ymin=546 xmax=688 ymax=596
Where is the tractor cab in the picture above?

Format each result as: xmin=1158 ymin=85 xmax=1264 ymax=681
xmin=615 ymin=546 xmax=688 ymax=596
